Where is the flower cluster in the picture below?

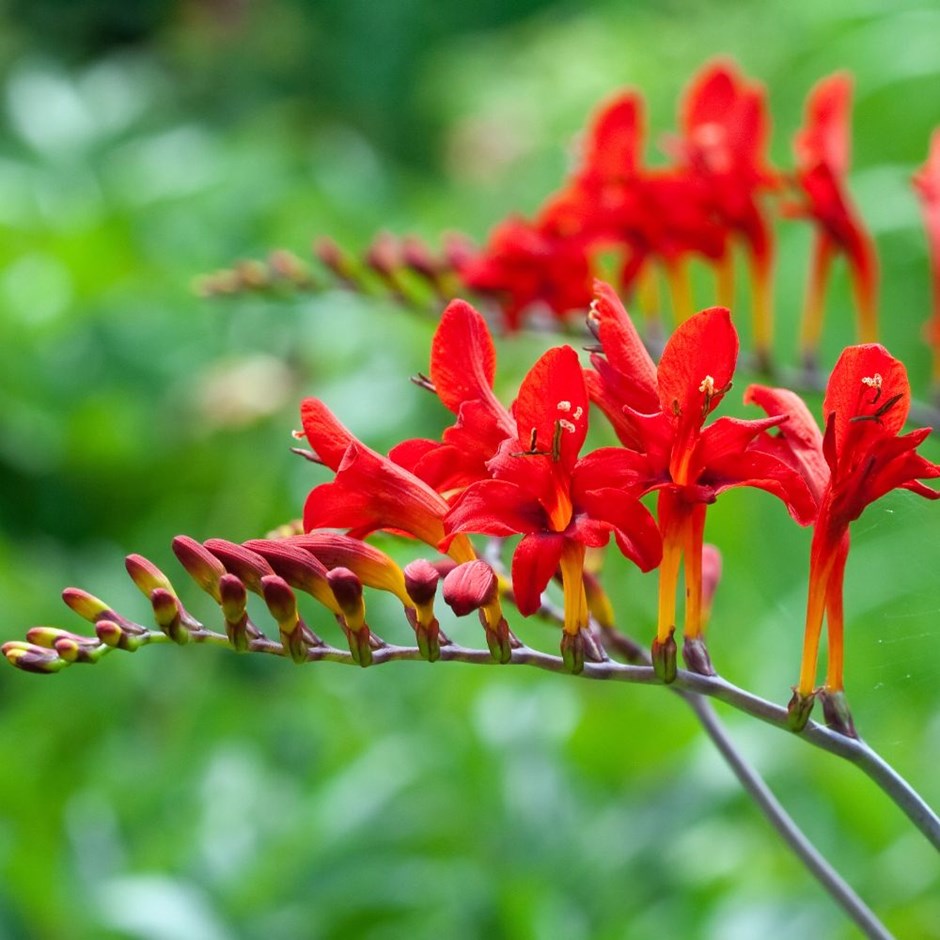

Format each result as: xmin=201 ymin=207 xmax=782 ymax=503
xmin=456 ymin=62 xmax=879 ymax=371
xmin=288 ymin=281 xmax=938 ymax=732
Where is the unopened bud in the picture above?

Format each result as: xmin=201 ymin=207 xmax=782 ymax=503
xmin=26 ymin=626 xmax=88 ymax=649
xmin=2 ymin=641 xmax=68 ymax=674
xmin=54 ymin=637 xmax=105 ymax=664
xmin=327 ymin=568 xmax=375 ymax=667
xmin=404 ymin=559 xmax=440 ymax=608
xmin=95 ymin=620 xmax=142 ymax=651
xmin=261 ymin=575 xmax=306 ymax=664
xmin=313 ymin=236 xmax=354 ymax=282
xmin=443 ymin=561 xmax=513 ymax=663
xmin=125 ymin=554 xmax=176 ymax=599
xmin=402 ymin=236 xmax=443 ymax=285
xmin=442 ymin=561 xmax=498 ymax=617
xmin=234 ymin=258 xmax=269 ymax=290
xmin=404 ymin=559 xmax=442 ymax=661
xmin=243 ymin=539 xmax=337 ymax=612
xmin=219 ymin=574 xmax=250 ymax=651
xmin=151 ymin=588 xmax=189 ymax=645
xmin=61 ymin=587 xmax=110 ymax=623
xmin=268 ymin=249 xmax=311 ymax=285
xmin=365 ymin=232 xmax=400 ymax=278
xmin=172 ymin=535 xmax=226 ymax=602
xmin=204 ymin=539 xmax=275 ymax=594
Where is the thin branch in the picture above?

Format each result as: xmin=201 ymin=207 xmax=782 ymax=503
xmin=111 ymin=619 xmax=938 ymax=855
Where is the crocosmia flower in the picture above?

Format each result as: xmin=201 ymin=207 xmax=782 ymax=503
xmin=790 ymin=73 xmax=879 ymax=363
xmin=456 ymin=216 xmax=595 ymax=330
xmin=587 ymin=281 xmax=816 ymax=679
xmin=443 ymin=343 xmax=661 ymax=672
xmin=389 ymin=299 xmax=515 ymax=497
xmin=673 ymin=60 xmax=778 ymax=364
xmin=299 ymin=399 xmax=476 ymax=564
xmin=752 ymin=345 xmax=940 ymax=734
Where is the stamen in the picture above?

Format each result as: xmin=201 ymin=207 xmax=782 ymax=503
xmin=558 ymin=419 xmax=576 ymax=433
xmin=572 ymin=406 xmax=583 ymax=421
xmin=698 ymin=375 xmax=716 ymax=395
xmin=291 ymin=428 xmax=306 ymax=440
xmin=557 ymin=400 xmax=572 ymax=412
xmin=861 ymin=373 xmax=883 ymax=405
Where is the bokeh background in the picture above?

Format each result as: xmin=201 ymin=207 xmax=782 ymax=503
xmin=1 ymin=1 xmax=939 ymax=937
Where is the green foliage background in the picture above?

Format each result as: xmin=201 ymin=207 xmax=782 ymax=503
xmin=1 ymin=1 xmax=938 ymax=937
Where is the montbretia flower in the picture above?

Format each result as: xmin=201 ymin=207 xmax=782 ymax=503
xmin=672 ymin=60 xmax=778 ymax=365
xmin=542 ymin=90 xmax=725 ymax=324
xmin=587 ymin=281 xmax=816 ymax=679
xmin=298 ymin=399 xmax=476 ymax=564
xmin=789 ymin=73 xmax=879 ymax=364
xmin=751 ymin=345 xmax=940 ymax=734
xmin=443 ymin=343 xmax=661 ymax=672
xmin=912 ymin=130 xmax=940 ymax=386
xmin=389 ymin=298 xmax=515 ymax=497
xmin=456 ymin=215 xmax=595 ymax=330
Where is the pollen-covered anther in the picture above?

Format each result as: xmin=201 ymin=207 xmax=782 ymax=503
xmin=698 ymin=374 xmax=716 ymax=395
xmin=572 ymin=406 xmax=583 ymax=421
xmin=558 ymin=419 xmax=577 ymax=434
xmin=557 ymin=400 xmax=572 ymax=412
xmin=861 ymin=374 xmax=882 ymax=389
xmin=291 ymin=428 xmax=306 ymax=440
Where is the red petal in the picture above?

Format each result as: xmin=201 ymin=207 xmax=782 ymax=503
xmin=429 ymin=299 xmax=501 ymax=415
xmin=511 ymin=532 xmax=565 ymax=616
xmin=795 ymin=73 xmax=852 ymax=177
xmin=581 ymin=91 xmax=644 ymax=179
xmin=824 ymin=344 xmax=910 ymax=461
xmin=511 ymin=346 xmax=589 ymax=471
xmin=299 ymin=398 xmax=357 ymax=471
xmin=588 ymin=280 xmax=658 ymax=407
xmin=745 ymin=384 xmax=829 ymax=503
xmin=444 ymin=479 xmax=545 ymax=538
xmin=576 ymin=488 xmax=662 ymax=571
xmin=303 ymin=443 xmax=450 ymax=548
xmin=657 ymin=306 xmax=738 ymax=427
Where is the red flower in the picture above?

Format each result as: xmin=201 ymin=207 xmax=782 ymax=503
xmin=443 ymin=343 xmax=661 ymax=670
xmin=789 ymin=74 xmax=879 ymax=362
xmin=912 ymin=130 xmax=940 ymax=383
xmin=299 ymin=398 xmax=476 ymax=564
xmin=750 ymin=345 xmax=940 ymax=734
xmin=389 ymin=299 xmax=515 ymax=497
xmin=672 ymin=60 xmax=778 ymax=363
xmin=456 ymin=216 xmax=595 ymax=330
xmin=587 ymin=281 xmax=816 ymax=678
xmin=540 ymin=91 xmax=727 ymax=323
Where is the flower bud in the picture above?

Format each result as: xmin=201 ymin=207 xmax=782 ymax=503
xmin=26 ymin=626 xmax=89 ymax=649
xmin=242 ymin=539 xmax=338 ymax=613
xmin=53 ymin=637 xmax=105 ymax=664
xmin=2 ymin=641 xmax=68 ymax=674
xmin=172 ymin=535 xmax=226 ymax=602
xmin=204 ymin=540 xmax=275 ymax=594
xmin=95 ymin=620 xmax=142 ymax=652
xmin=682 ymin=636 xmax=715 ymax=677
xmin=219 ymin=573 xmax=250 ymax=651
xmin=443 ymin=561 xmax=513 ymax=664
xmin=125 ymin=554 xmax=176 ymax=599
xmin=327 ymin=568 xmax=375 ymax=667
xmin=61 ymin=587 xmax=110 ymax=623
xmin=404 ymin=559 xmax=443 ymax=662
xmin=150 ymin=588 xmax=189 ymax=645
xmin=261 ymin=575 xmax=306 ymax=664
xmin=701 ymin=544 xmax=722 ymax=630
